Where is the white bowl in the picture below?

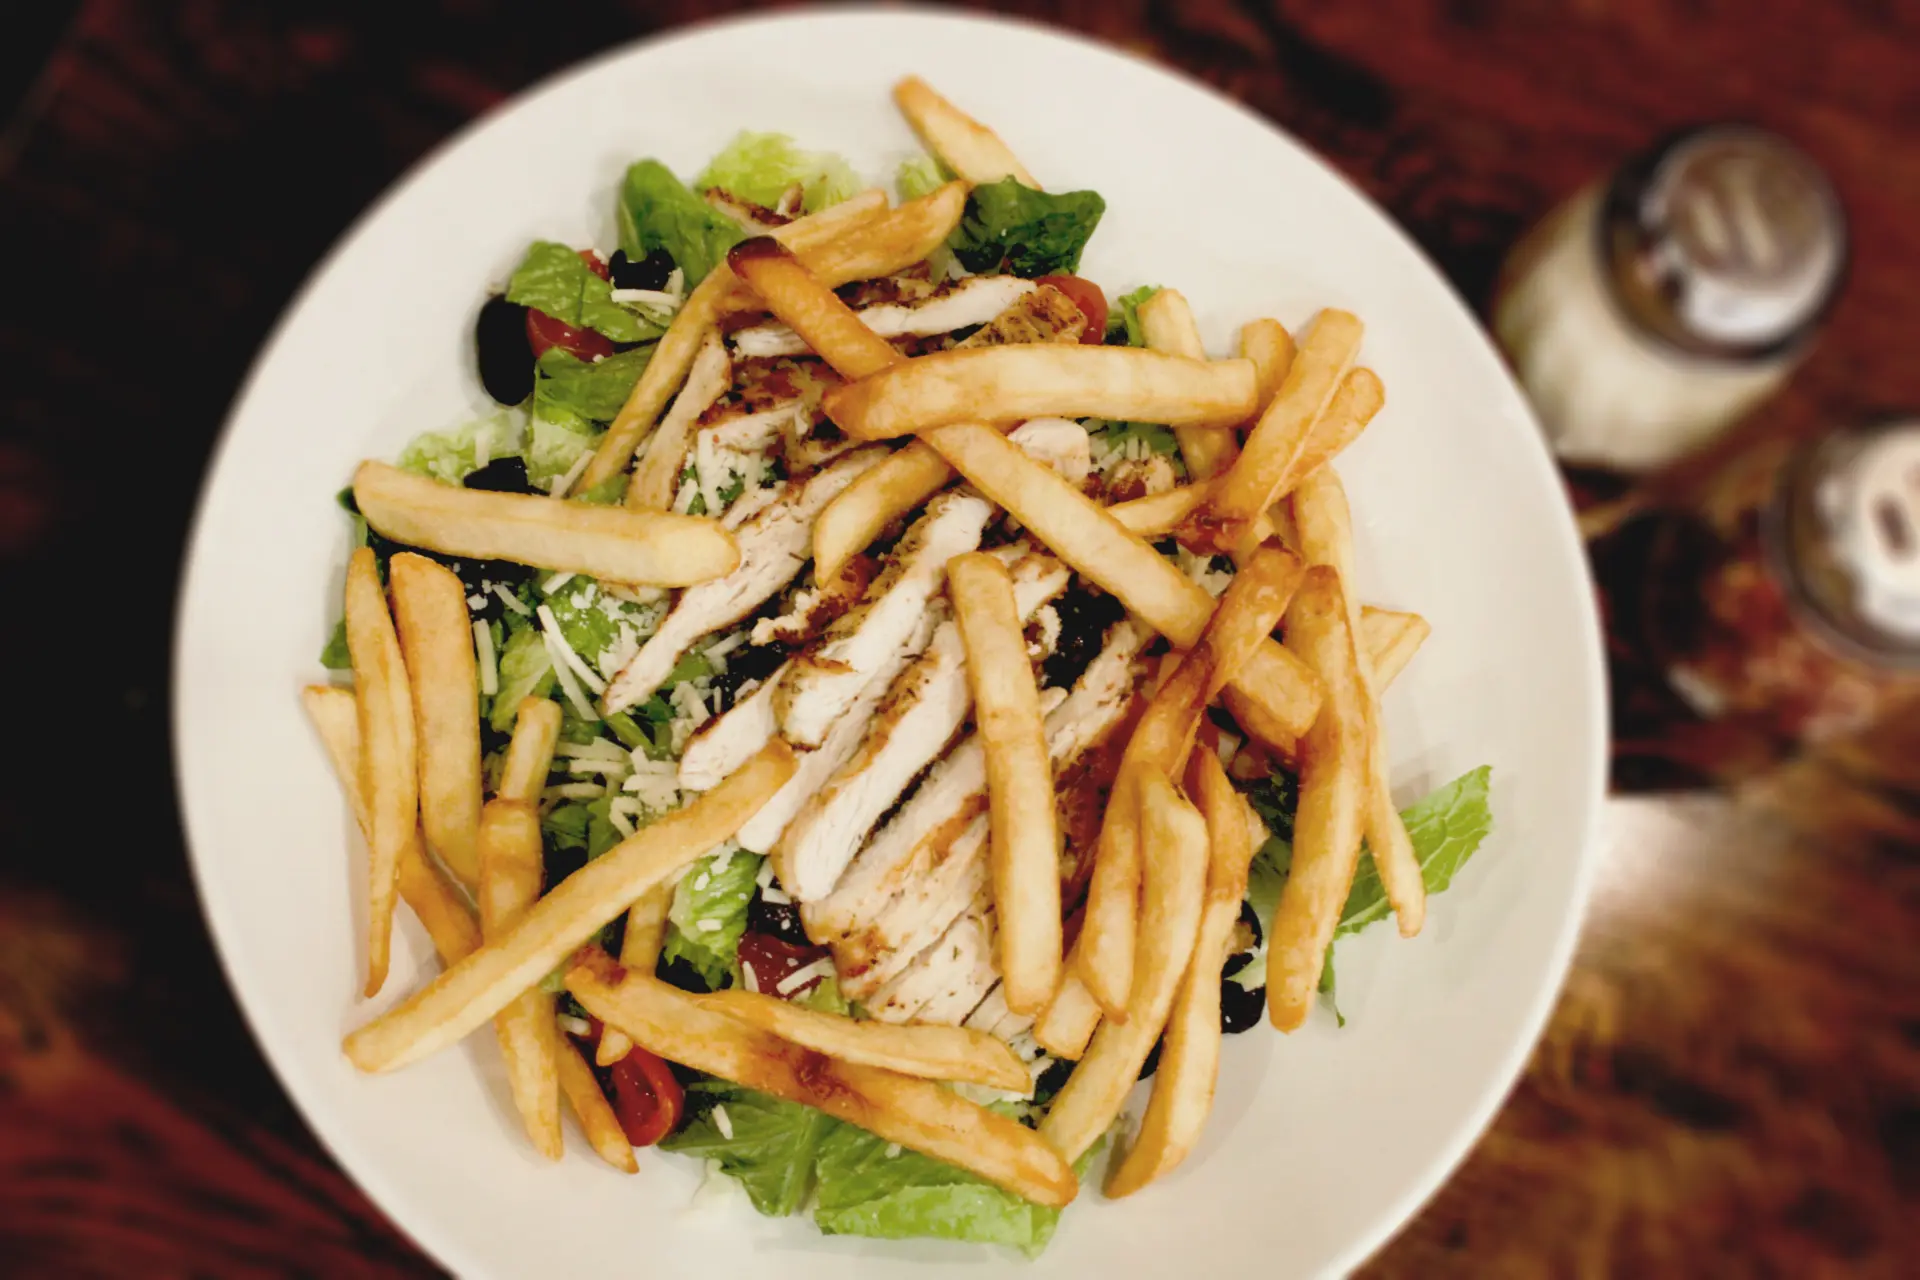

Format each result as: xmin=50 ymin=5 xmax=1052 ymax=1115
xmin=174 ymin=10 xmax=1606 ymax=1277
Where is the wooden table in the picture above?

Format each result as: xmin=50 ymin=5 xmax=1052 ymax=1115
xmin=2 ymin=2 xmax=1914 ymax=1274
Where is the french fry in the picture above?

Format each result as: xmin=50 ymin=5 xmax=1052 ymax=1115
xmin=574 ymin=188 xmax=892 ymax=492
xmin=812 ymin=443 xmax=955 ymax=581
xmin=720 ymin=182 xmax=967 ymax=316
xmin=1363 ymin=607 xmax=1430 ymax=689
xmin=893 ymin=75 xmax=1038 ymax=187
xmin=497 ymin=697 xmax=563 ymax=805
xmin=344 ymin=741 xmax=796 ymax=1073
xmin=947 ymin=552 xmax=1062 ymax=1014
xmin=824 ymin=345 xmax=1257 ymax=441
xmin=1291 ymin=468 xmax=1425 ymax=935
xmin=698 ymin=988 xmax=1030 ymax=1091
xmin=1107 ymin=483 xmax=1209 ymax=540
xmin=594 ymin=879 xmax=674 ymax=1067
xmin=1040 ymin=771 xmax=1208 ymax=1164
xmin=1031 ymin=963 xmax=1104 ymax=1060
xmin=1268 ymin=367 xmax=1385 ymax=504
xmin=1077 ymin=543 xmax=1303 ymax=1016
xmin=388 ymin=554 xmax=482 ymax=889
xmin=1267 ymin=566 xmax=1371 ymax=1030
xmin=567 ymin=955 xmax=1076 ymax=1206
xmin=1139 ymin=289 xmax=1237 ymax=481
xmin=344 ymin=547 xmax=416 ymax=997
xmin=1205 ymin=310 xmax=1364 ymax=533
xmin=303 ymin=686 xmax=635 ymax=1172
xmin=477 ymin=800 xmax=563 ymax=1160
xmin=626 ymin=330 xmax=731 ymax=510
xmin=1104 ymin=748 xmax=1254 ymax=1197
xmin=711 ymin=232 xmax=1324 ymax=743
xmin=1239 ymin=318 xmax=1296 ymax=422
xmin=729 ymin=237 xmax=899 ymax=379
xmin=353 ymin=461 xmax=738 ymax=587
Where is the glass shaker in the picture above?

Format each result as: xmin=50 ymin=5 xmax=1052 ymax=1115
xmin=1493 ymin=125 xmax=1846 ymax=472
xmin=1643 ymin=417 xmax=1920 ymax=747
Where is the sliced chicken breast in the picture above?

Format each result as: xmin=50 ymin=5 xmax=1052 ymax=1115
xmin=953 ymin=283 xmax=1090 ymax=349
xmin=626 ymin=331 xmax=732 ymax=510
xmin=677 ymin=665 xmax=786 ymax=792
xmin=774 ymin=547 xmax=1069 ymax=907
xmin=965 ymin=983 xmax=1040 ymax=1046
xmin=775 ymin=491 xmax=993 ymax=749
xmin=602 ymin=448 xmax=884 ymax=714
xmin=864 ymin=905 xmax=999 ymax=1027
xmin=729 ymin=276 xmax=1038 ymax=359
xmin=749 ymin=552 xmax=878 ymax=649
xmin=738 ymin=604 xmax=945 ymax=861
xmin=1005 ymin=418 xmax=1092 ymax=489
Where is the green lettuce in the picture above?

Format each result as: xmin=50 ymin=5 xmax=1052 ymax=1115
xmin=524 ymin=407 xmax=598 ymax=490
xmin=532 ymin=346 xmax=654 ymax=424
xmin=319 ymin=618 xmax=352 ymax=670
xmin=506 ymin=240 xmax=663 ymax=343
xmin=542 ymin=795 xmax=623 ymax=861
xmin=897 ymin=152 xmax=952 ymax=201
xmin=1105 ymin=284 xmax=1161 ymax=347
xmin=662 ymin=1084 xmax=837 ymax=1217
xmin=696 ymin=131 xmax=862 ymax=215
xmin=617 ymin=159 xmax=744 ymax=286
xmin=396 ymin=411 xmax=526 ymax=483
xmin=489 ymin=627 xmax=555 ymax=733
xmin=1089 ymin=419 xmax=1179 ymax=459
xmin=663 ymin=844 xmax=762 ymax=989
xmin=950 ymin=178 xmax=1106 ymax=277
xmin=540 ymin=575 xmax=661 ymax=679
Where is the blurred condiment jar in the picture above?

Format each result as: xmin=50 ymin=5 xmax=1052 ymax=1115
xmin=1644 ymin=417 xmax=1920 ymax=746
xmin=1494 ymin=125 xmax=1846 ymax=471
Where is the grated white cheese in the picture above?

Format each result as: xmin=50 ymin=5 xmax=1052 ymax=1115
xmin=885 ymin=1143 xmax=902 ymax=1159
xmin=537 ymin=604 xmax=609 ymax=695
xmin=695 ymin=428 xmax=724 ymax=517
xmin=664 ymin=267 xmax=685 ymax=298
xmin=608 ymin=796 xmax=644 ymax=820
xmin=466 ymin=593 xmax=485 ymax=611
xmin=712 ymin=1104 xmax=733 ymax=1140
xmin=760 ymin=886 xmax=792 ymax=905
xmin=670 ymin=681 xmax=711 ymax=728
xmin=673 ymin=477 xmax=700 ymax=515
xmin=556 ymin=1014 xmax=592 ymax=1038
xmin=543 ymin=782 xmax=607 ymax=801
xmin=473 ymin=620 xmax=499 ymax=696
xmin=605 ymin=806 xmax=636 ymax=839
xmin=741 ymin=961 xmax=760 ymax=993
xmin=551 ymin=447 xmax=593 ymax=498
xmin=542 ymin=571 xmax=576 ymax=595
xmin=542 ymin=629 xmax=599 ymax=722
xmin=755 ymin=859 xmax=776 ymax=889
xmin=491 ymin=583 xmax=531 ymax=616
xmin=696 ymin=919 xmax=723 ymax=934
xmin=775 ymin=957 xmax=834 ymax=995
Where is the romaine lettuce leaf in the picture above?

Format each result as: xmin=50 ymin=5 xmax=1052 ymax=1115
xmin=1089 ymin=419 xmax=1179 ymax=459
xmin=396 ymin=411 xmax=526 ymax=483
xmin=617 ymin=159 xmax=745 ymax=286
xmin=542 ymin=795 xmax=623 ymax=861
xmin=506 ymin=240 xmax=663 ymax=343
xmin=525 ymin=405 xmax=599 ymax=489
xmin=532 ymin=346 xmax=653 ymax=424
xmin=950 ymin=178 xmax=1106 ymax=278
xmin=896 ymin=152 xmax=952 ymax=201
xmin=319 ymin=618 xmax=352 ymax=670
xmin=540 ymin=575 xmax=661 ymax=680
xmin=662 ymin=843 xmax=762 ymax=989
xmin=696 ymin=131 xmax=862 ymax=215
xmin=1105 ymin=284 xmax=1161 ymax=347
xmin=661 ymin=1083 xmax=837 ymax=1217
xmin=489 ymin=627 xmax=554 ymax=733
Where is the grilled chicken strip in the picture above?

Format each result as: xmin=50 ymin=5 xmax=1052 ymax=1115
xmin=730 ymin=275 xmax=1038 ymax=359
xmin=677 ymin=667 xmax=785 ymax=792
xmin=776 ymin=547 xmax=1070 ymax=904
xmin=953 ymin=283 xmax=1089 ymax=348
xmin=964 ymin=983 xmax=1039 ymax=1046
xmin=1004 ymin=418 xmax=1092 ymax=490
xmin=738 ymin=605 xmax=945 ymax=858
xmin=816 ymin=620 xmax=1150 ymax=1000
xmin=602 ymin=448 xmax=884 ymax=714
xmin=775 ymin=491 xmax=993 ymax=749
xmin=864 ymin=905 xmax=1000 ymax=1027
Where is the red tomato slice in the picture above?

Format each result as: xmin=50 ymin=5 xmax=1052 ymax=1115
xmin=606 ymin=1044 xmax=685 ymax=1147
xmin=1036 ymin=274 xmax=1109 ymax=344
xmin=525 ymin=308 xmax=615 ymax=362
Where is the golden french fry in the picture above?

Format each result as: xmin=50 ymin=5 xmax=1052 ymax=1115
xmin=1268 ymin=566 xmax=1371 ymax=1029
xmin=353 ymin=462 xmax=738 ymax=587
xmin=575 ymin=188 xmax=892 ymax=492
xmin=729 ymin=236 xmax=900 ymax=379
xmin=893 ymin=75 xmax=1038 ymax=187
xmin=1041 ymin=771 xmax=1208 ymax=1164
xmin=497 ymin=697 xmax=563 ymax=805
xmin=812 ymin=443 xmax=954 ymax=581
xmin=1239 ymin=318 xmax=1296 ymax=422
xmin=1267 ymin=367 xmax=1384 ymax=504
xmin=304 ymin=686 xmax=635 ymax=1172
xmin=698 ymin=988 xmax=1030 ymax=1091
xmin=1031 ymin=962 xmax=1103 ymax=1060
xmin=946 ymin=552 xmax=1062 ymax=1014
xmin=724 ymin=182 xmax=966 ymax=316
xmin=477 ymin=799 xmax=563 ymax=1160
xmin=825 ymin=345 xmax=1257 ymax=441
xmin=1140 ymin=289 xmax=1237 ymax=482
xmin=1205 ymin=310 xmax=1364 ymax=533
xmin=1363 ymin=607 xmax=1430 ymax=689
xmin=1107 ymin=483 xmax=1208 ymax=540
xmin=1077 ymin=543 xmax=1303 ymax=1015
xmin=626 ymin=330 xmax=731 ymax=510
xmin=595 ymin=879 xmax=674 ymax=1067
xmin=344 ymin=741 xmax=796 ymax=1073
xmin=388 ymin=554 xmax=483 ymax=889
xmin=1291 ymin=468 xmax=1424 ymax=935
xmin=567 ymin=955 xmax=1076 ymax=1206
xmin=344 ymin=547 xmax=417 ymax=997
xmin=1105 ymin=747 xmax=1254 ymax=1197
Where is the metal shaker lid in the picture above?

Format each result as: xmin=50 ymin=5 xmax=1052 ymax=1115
xmin=1601 ymin=125 xmax=1846 ymax=361
xmin=1770 ymin=418 xmax=1920 ymax=668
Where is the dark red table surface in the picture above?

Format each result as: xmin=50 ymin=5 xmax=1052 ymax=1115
xmin=2 ymin=2 xmax=1916 ymax=1276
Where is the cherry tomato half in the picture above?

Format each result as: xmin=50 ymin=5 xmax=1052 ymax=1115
xmin=606 ymin=1044 xmax=684 ymax=1147
xmin=1036 ymin=274 xmax=1109 ymax=344
xmin=525 ymin=309 xmax=615 ymax=362
xmin=737 ymin=930 xmax=831 ymax=1001
xmin=577 ymin=248 xmax=611 ymax=280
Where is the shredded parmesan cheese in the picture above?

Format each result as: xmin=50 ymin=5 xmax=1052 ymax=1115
xmin=543 ymin=782 xmax=607 ymax=801
xmin=537 ymin=604 xmax=609 ymax=695
xmin=552 ymin=448 xmax=593 ymax=498
xmin=491 ymin=584 xmax=530 ymax=616
xmin=712 ymin=1105 xmax=733 ymax=1140
xmin=605 ymin=806 xmax=636 ymax=839
xmin=472 ymin=620 xmax=498 ymax=696
xmin=776 ymin=957 xmax=834 ymax=995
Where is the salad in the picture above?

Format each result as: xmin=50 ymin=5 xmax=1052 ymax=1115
xmin=308 ymin=75 xmax=1494 ymax=1257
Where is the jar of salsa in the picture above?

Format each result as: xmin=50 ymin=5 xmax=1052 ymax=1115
xmin=1644 ymin=417 xmax=1920 ymax=746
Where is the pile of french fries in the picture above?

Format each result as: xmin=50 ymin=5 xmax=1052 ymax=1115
xmin=308 ymin=77 xmax=1435 ymax=1212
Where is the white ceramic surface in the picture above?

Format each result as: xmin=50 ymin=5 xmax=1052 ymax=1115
xmin=173 ymin=10 xmax=1607 ymax=1277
